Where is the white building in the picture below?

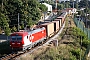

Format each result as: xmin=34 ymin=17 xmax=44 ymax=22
xmin=64 ymin=8 xmax=77 ymax=15
xmin=72 ymin=8 xmax=77 ymax=14
xmin=42 ymin=3 xmax=52 ymax=12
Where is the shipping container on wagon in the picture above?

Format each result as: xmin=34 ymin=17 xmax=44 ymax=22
xmin=52 ymin=21 xmax=59 ymax=32
xmin=61 ymin=12 xmax=67 ymax=17
xmin=37 ymin=21 xmax=50 ymax=25
xmin=54 ymin=19 xmax=62 ymax=27
xmin=61 ymin=11 xmax=67 ymax=17
xmin=57 ymin=16 xmax=65 ymax=24
xmin=38 ymin=22 xmax=54 ymax=37
xmin=57 ymin=12 xmax=67 ymax=24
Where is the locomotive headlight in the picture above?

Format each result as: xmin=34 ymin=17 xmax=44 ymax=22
xmin=17 ymin=43 xmax=20 ymax=44
xmin=12 ymin=43 xmax=15 ymax=44
xmin=10 ymin=45 xmax=11 ymax=46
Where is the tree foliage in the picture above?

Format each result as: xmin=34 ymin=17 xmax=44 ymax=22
xmin=4 ymin=27 xmax=11 ymax=36
xmin=39 ymin=4 xmax=48 ymax=12
xmin=0 ymin=12 xmax=11 ymax=36
xmin=0 ymin=12 xmax=9 ymax=30
xmin=57 ymin=4 xmax=64 ymax=10
xmin=11 ymin=26 xmax=17 ymax=32
xmin=1 ymin=0 xmax=90 ymax=35
xmin=0 ymin=0 xmax=47 ymax=34
xmin=5 ymin=0 xmax=41 ymax=28
xmin=65 ymin=2 xmax=70 ymax=8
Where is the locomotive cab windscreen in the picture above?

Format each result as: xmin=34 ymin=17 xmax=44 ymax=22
xmin=11 ymin=36 xmax=22 ymax=41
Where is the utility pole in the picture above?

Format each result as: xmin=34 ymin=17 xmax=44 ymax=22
xmin=2 ymin=0 xmax=3 ymax=12
xmin=44 ymin=12 xmax=45 ymax=22
xmin=73 ymin=0 xmax=74 ymax=18
xmin=80 ymin=35 xmax=82 ymax=60
xmin=55 ymin=0 xmax=57 ymax=10
xmin=18 ymin=13 xmax=19 ymax=32
xmin=55 ymin=0 xmax=57 ymax=14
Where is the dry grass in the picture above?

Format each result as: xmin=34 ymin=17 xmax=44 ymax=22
xmin=18 ymin=45 xmax=52 ymax=60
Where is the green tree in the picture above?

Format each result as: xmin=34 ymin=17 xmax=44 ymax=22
xmin=11 ymin=26 xmax=17 ymax=32
xmin=39 ymin=4 xmax=48 ymax=12
xmin=57 ymin=4 xmax=61 ymax=10
xmin=25 ymin=0 xmax=41 ymax=26
xmin=4 ymin=0 xmax=23 ymax=28
xmin=65 ymin=2 xmax=70 ymax=8
xmin=4 ymin=27 xmax=11 ymax=36
xmin=84 ymin=7 xmax=89 ymax=13
xmin=0 ymin=12 xmax=9 ymax=30
xmin=21 ymin=21 xmax=24 ymax=29
xmin=79 ymin=0 xmax=89 ymax=8
xmin=75 ymin=0 xmax=79 ymax=9
xmin=57 ymin=4 xmax=64 ymax=10
xmin=75 ymin=3 xmax=78 ymax=9
xmin=0 ymin=12 xmax=11 ymax=37
xmin=4 ymin=26 xmax=11 ymax=41
xmin=1 ymin=0 xmax=42 ymax=29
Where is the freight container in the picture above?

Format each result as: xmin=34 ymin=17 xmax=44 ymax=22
xmin=57 ymin=16 xmax=65 ymax=24
xmin=38 ymin=21 xmax=50 ymax=25
xmin=54 ymin=19 xmax=62 ymax=27
xmin=39 ymin=22 xmax=54 ymax=37
xmin=57 ymin=12 xmax=67 ymax=24
xmin=52 ymin=21 xmax=59 ymax=32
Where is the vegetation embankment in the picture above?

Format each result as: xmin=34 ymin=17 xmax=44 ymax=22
xmin=34 ymin=17 xmax=90 ymax=60
xmin=19 ymin=16 xmax=90 ymax=60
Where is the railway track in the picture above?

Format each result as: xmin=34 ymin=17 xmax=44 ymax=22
xmin=0 ymin=34 xmax=58 ymax=60
xmin=0 ymin=39 xmax=49 ymax=60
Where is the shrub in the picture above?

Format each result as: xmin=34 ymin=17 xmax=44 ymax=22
xmin=82 ymin=39 xmax=90 ymax=48
xmin=70 ymin=48 xmax=80 ymax=59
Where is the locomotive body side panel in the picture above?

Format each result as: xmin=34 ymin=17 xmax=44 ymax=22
xmin=31 ymin=29 xmax=46 ymax=43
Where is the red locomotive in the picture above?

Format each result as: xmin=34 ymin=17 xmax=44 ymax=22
xmin=10 ymin=27 xmax=46 ymax=50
